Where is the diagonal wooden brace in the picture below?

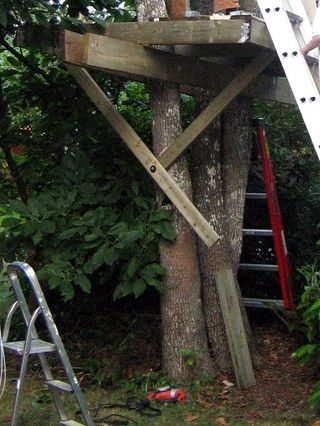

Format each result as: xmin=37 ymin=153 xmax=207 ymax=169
xmin=65 ymin=65 xmax=220 ymax=247
xmin=158 ymin=51 xmax=275 ymax=169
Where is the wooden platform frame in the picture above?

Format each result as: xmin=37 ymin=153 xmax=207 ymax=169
xmin=56 ymin=15 xmax=288 ymax=389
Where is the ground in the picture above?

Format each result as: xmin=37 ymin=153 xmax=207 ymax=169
xmin=1 ymin=309 xmax=319 ymax=425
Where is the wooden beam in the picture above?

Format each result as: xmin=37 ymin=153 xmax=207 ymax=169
xmin=215 ymin=269 xmax=256 ymax=389
xmin=159 ymin=51 xmax=275 ymax=169
xmin=65 ymin=64 xmax=220 ymax=247
xmin=61 ymin=30 xmax=294 ymax=105
xmin=103 ymin=19 xmax=251 ymax=45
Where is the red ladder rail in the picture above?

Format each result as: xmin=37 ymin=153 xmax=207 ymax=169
xmin=255 ymin=118 xmax=295 ymax=310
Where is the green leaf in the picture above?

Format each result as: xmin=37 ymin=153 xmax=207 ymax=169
xmin=108 ymin=222 xmax=128 ymax=236
xmin=292 ymin=344 xmax=315 ymax=359
xmin=127 ymin=258 xmax=140 ymax=278
xmin=90 ymin=15 xmax=107 ymax=28
xmin=150 ymin=221 xmax=176 ymax=241
xmin=133 ymin=278 xmax=146 ymax=298
xmin=77 ymin=274 xmax=91 ymax=293
xmin=308 ymin=299 xmax=320 ymax=313
xmin=117 ymin=230 xmax=142 ymax=247
xmin=91 ymin=243 xmax=108 ymax=270
xmin=104 ymin=247 xmax=120 ymax=265
xmin=149 ymin=209 xmax=173 ymax=223
xmin=58 ymin=228 xmax=80 ymax=240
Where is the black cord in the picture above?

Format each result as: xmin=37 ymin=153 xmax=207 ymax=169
xmin=91 ymin=397 xmax=161 ymax=424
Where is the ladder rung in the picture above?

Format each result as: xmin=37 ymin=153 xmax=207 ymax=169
xmin=3 ymin=339 xmax=56 ymax=356
xmin=239 ymin=263 xmax=279 ymax=271
xmin=46 ymin=380 xmax=73 ymax=393
xmin=305 ymin=55 xmax=319 ymax=66
xmin=243 ymin=229 xmax=273 ymax=236
xmin=245 ymin=192 xmax=267 ymax=199
xmin=242 ymin=297 xmax=284 ymax=308
xmin=286 ymin=10 xmax=303 ymax=24
xmin=60 ymin=421 xmax=85 ymax=426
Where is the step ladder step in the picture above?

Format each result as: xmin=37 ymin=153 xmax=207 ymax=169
xmin=242 ymin=297 xmax=284 ymax=308
xmin=243 ymin=229 xmax=273 ymax=236
xmin=239 ymin=263 xmax=279 ymax=272
xmin=3 ymin=339 xmax=56 ymax=356
xmin=286 ymin=10 xmax=303 ymax=24
xmin=245 ymin=192 xmax=267 ymax=199
xmin=46 ymin=380 xmax=73 ymax=393
xmin=59 ymin=421 xmax=85 ymax=426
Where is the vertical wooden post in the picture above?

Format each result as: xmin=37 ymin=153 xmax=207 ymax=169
xmin=215 ymin=269 xmax=256 ymax=389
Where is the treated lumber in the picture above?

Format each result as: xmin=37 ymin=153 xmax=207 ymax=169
xmin=103 ymin=19 xmax=251 ymax=45
xmin=65 ymin=64 xmax=220 ymax=247
xmin=159 ymin=50 xmax=275 ymax=169
xmin=61 ymin=30 xmax=294 ymax=104
xmin=100 ymin=16 xmax=274 ymax=49
xmin=215 ymin=269 xmax=256 ymax=389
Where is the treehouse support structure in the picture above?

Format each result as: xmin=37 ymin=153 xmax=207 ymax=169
xmin=50 ymin=2 xmax=316 ymax=388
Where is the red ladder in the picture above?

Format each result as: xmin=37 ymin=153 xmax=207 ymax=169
xmin=240 ymin=118 xmax=295 ymax=311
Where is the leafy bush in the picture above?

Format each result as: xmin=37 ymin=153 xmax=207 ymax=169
xmin=0 ymin=150 xmax=175 ymax=301
xmin=293 ymin=261 xmax=320 ymax=411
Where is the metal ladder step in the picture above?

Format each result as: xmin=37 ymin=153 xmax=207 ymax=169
xmin=46 ymin=380 xmax=73 ymax=393
xmin=60 ymin=421 xmax=85 ymax=426
xmin=3 ymin=339 xmax=56 ymax=356
xmin=239 ymin=263 xmax=279 ymax=271
xmin=245 ymin=192 xmax=267 ymax=199
xmin=242 ymin=297 xmax=284 ymax=308
xmin=243 ymin=229 xmax=273 ymax=236
xmin=286 ymin=10 xmax=303 ymax=24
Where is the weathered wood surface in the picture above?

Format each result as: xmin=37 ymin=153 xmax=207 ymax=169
xmin=100 ymin=16 xmax=272 ymax=49
xmin=60 ymin=30 xmax=294 ymax=104
xmin=215 ymin=269 xmax=256 ymax=389
xmin=65 ymin=65 xmax=220 ymax=247
xmin=101 ymin=19 xmax=248 ymax=45
xmin=159 ymin=50 xmax=275 ymax=169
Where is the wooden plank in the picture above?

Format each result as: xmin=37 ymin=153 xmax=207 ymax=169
xmin=61 ymin=30 xmax=294 ymax=104
xmin=103 ymin=19 xmax=250 ymax=45
xmin=215 ymin=269 xmax=256 ymax=389
xmin=249 ymin=16 xmax=275 ymax=50
xmin=65 ymin=65 xmax=220 ymax=247
xmin=159 ymin=51 xmax=275 ymax=169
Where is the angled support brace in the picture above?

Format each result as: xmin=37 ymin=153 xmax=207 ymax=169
xmin=65 ymin=64 xmax=220 ymax=247
xmin=158 ymin=51 xmax=276 ymax=169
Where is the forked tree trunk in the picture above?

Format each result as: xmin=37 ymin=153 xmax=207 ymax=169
xmin=189 ymin=0 xmax=258 ymax=372
xmin=135 ymin=0 xmax=213 ymax=381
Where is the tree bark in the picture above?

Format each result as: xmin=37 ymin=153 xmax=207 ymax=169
xmin=189 ymin=0 xmax=257 ymax=373
xmin=135 ymin=0 xmax=213 ymax=381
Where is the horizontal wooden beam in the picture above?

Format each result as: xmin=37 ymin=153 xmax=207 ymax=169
xmin=96 ymin=16 xmax=275 ymax=50
xmin=66 ymin=64 xmax=220 ymax=247
xmin=103 ymin=19 xmax=251 ymax=45
xmin=159 ymin=51 xmax=276 ymax=169
xmin=60 ymin=30 xmax=294 ymax=105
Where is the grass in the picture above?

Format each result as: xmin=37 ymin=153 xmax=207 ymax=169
xmin=0 ymin=377 xmax=316 ymax=426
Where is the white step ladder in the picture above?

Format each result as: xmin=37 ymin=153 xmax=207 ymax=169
xmin=257 ymin=0 xmax=320 ymax=161
xmin=2 ymin=262 xmax=94 ymax=426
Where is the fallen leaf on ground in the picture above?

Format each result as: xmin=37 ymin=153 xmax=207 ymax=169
xmin=216 ymin=417 xmax=228 ymax=425
xmin=312 ymin=421 xmax=320 ymax=426
xmin=185 ymin=413 xmax=199 ymax=423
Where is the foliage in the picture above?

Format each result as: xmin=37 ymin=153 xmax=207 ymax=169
xmin=292 ymin=261 xmax=320 ymax=411
xmin=0 ymin=12 xmax=175 ymax=302
xmin=0 ymin=148 xmax=175 ymax=300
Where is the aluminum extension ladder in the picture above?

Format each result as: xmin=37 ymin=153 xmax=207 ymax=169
xmin=2 ymin=262 xmax=94 ymax=426
xmin=256 ymin=0 xmax=320 ymax=161
xmin=240 ymin=119 xmax=295 ymax=311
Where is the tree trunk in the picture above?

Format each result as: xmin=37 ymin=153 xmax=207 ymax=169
xmin=189 ymin=0 xmax=257 ymax=373
xmin=135 ymin=0 xmax=213 ymax=381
